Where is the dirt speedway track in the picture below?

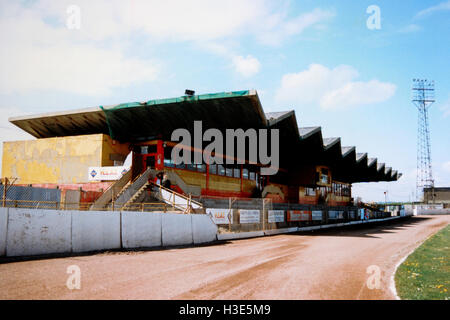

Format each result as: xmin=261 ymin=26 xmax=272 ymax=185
xmin=0 ymin=215 xmax=448 ymax=300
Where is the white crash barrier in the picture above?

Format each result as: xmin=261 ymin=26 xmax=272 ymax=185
xmin=161 ymin=213 xmax=193 ymax=246
xmin=217 ymin=231 xmax=265 ymax=241
xmin=0 ymin=208 xmax=8 ymax=256
xmin=264 ymin=227 xmax=298 ymax=236
xmin=191 ymin=214 xmax=218 ymax=244
xmin=6 ymin=208 xmax=71 ymax=257
xmin=121 ymin=211 xmax=162 ymax=248
xmin=71 ymin=211 xmax=121 ymax=253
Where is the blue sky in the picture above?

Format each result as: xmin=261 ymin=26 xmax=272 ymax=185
xmin=0 ymin=0 xmax=449 ymax=202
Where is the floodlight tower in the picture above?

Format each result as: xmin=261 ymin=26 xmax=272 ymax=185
xmin=412 ymin=79 xmax=435 ymax=202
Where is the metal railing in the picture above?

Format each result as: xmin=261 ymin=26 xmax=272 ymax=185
xmin=1 ymin=199 xmax=180 ymax=212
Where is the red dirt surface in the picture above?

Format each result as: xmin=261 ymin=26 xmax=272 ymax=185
xmin=0 ymin=215 xmax=448 ymax=300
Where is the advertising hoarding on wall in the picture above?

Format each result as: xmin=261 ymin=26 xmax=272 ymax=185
xmin=239 ymin=210 xmax=260 ymax=224
xmin=288 ymin=210 xmax=311 ymax=221
xmin=268 ymin=210 xmax=284 ymax=223
xmin=88 ymin=166 xmax=130 ymax=181
xmin=328 ymin=211 xmax=344 ymax=219
xmin=311 ymin=211 xmax=322 ymax=221
xmin=206 ymin=208 xmax=232 ymax=224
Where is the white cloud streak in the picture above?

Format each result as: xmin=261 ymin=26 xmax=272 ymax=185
xmin=275 ymin=64 xmax=396 ymax=110
xmin=416 ymin=1 xmax=450 ymax=18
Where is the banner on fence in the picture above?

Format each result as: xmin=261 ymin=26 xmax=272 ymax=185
xmin=239 ymin=210 xmax=260 ymax=224
xmin=311 ymin=211 xmax=322 ymax=221
xmin=268 ymin=210 xmax=284 ymax=223
xmin=328 ymin=211 xmax=344 ymax=219
xmin=288 ymin=210 xmax=311 ymax=222
xmin=206 ymin=208 xmax=232 ymax=225
xmin=88 ymin=166 xmax=130 ymax=181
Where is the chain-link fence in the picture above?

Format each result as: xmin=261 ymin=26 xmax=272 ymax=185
xmin=198 ymin=196 xmax=391 ymax=234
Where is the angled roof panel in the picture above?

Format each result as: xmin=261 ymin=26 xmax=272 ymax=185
xmin=323 ymin=137 xmax=340 ymax=150
xmin=341 ymin=146 xmax=356 ymax=157
xmin=356 ymin=153 xmax=368 ymax=163
xmin=299 ymin=126 xmax=321 ymax=140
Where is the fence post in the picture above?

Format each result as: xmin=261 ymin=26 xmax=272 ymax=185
xmin=228 ymin=197 xmax=232 ymax=233
xmin=2 ymin=177 xmax=7 ymax=207
xmin=262 ymin=198 xmax=265 ymax=231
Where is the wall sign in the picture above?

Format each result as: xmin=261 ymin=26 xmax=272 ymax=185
xmin=207 ymin=208 xmax=232 ymax=224
xmin=88 ymin=166 xmax=130 ymax=181
xmin=268 ymin=210 xmax=284 ymax=223
xmin=239 ymin=210 xmax=260 ymax=224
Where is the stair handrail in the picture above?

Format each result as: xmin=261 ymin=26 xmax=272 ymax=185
xmin=150 ymin=182 xmax=203 ymax=208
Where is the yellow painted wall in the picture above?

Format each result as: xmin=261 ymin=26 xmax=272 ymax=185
xmin=101 ymin=135 xmax=130 ymax=166
xmin=2 ymin=134 xmax=129 ymax=184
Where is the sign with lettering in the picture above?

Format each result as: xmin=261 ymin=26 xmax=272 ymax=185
xmin=239 ymin=210 xmax=260 ymax=224
xmin=288 ymin=210 xmax=311 ymax=221
xmin=268 ymin=210 xmax=284 ymax=223
xmin=88 ymin=166 xmax=130 ymax=181
xmin=206 ymin=208 xmax=232 ymax=224
xmin=312 ymin=211 xmax=322 ymax=221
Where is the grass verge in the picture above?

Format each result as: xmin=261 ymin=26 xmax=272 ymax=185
xmin=395 ymin=224 xmax=449 ymax=300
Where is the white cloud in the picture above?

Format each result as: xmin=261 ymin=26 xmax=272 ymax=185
xmin=0 ymin=0 xmax=334 ymax=93
xmin=0 ymin=2 xmax=159 ymax=96
xmin=232 ymin=55 xmax=261 ymax=77
xmin=275 ymin=64 xmax=396 ymax=110
xmin=416 ymin=1 xmax=450 ymax=18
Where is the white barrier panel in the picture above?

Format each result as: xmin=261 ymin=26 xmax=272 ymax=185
xmin=264 ymin=227 xmax=298 ymax=236
xmin=161 ymin=213 xmax=193 ymax=246
xmin=191 ymin=214 xmax=218 ymax=244
xmin=71 ymin=211 xmax=121 ymax=253
xmin=6 ymin=208 xmax=71 ymax=257
xmin=217 ymin=231 xmax=264 ymax=241
xmin=0 ymin=208 xmax=8 ymax=256
xmin=239 ymin=210 xmax=260 ymax=224
xmin=206 ymin=208 xmax=233 ymax=225
xmin=121 ymin=211 xmax=162 ymax=248
xmin=268 ymin=210 xmax=284 ymax=223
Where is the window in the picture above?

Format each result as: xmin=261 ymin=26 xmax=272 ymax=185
xmin=164 ymin=158 xmax=175 ymax=168
xmin=209 ymin=164 xmax=217 ymax=174
xmin=243 ymin=168 xmax=249 ymax=179
xmin=197 ymin=164 xmax=206 ymax=173
xmin=306 ymin=187 xmax=316 ymax=196
xmin=233 ymin=168 xmax=240 ymax=178
xmin=226 ymin=167 xmax=233 ymax=177
xmin=218 ymin=165 xmax=225 ymax=176
xmin=249 ymin=172 xmax=255 ymax=180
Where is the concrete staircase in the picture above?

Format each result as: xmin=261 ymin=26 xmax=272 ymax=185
xmin=90 ymin=169 xmax=132 ymax=210
xmin=110 ymin=168 xmax=153 ymax=209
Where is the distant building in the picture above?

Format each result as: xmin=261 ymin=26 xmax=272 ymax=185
xmin=423 ymin=187 xmax=450 ymax=205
